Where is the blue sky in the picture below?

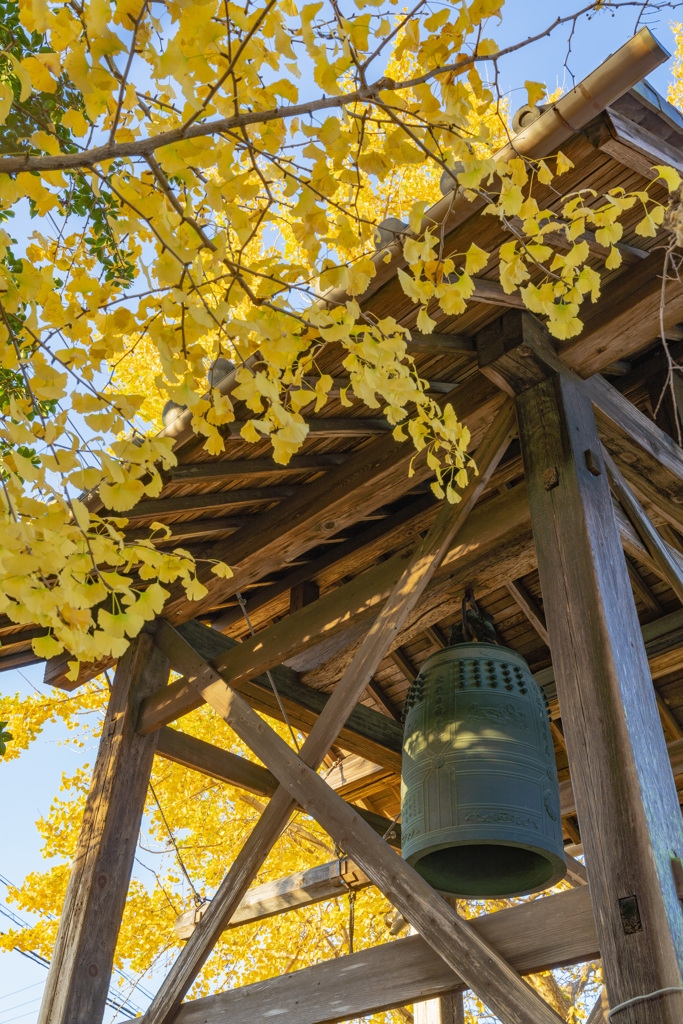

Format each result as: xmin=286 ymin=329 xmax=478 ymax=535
xmin=1 ymin=1 xmax=682 ymax=1020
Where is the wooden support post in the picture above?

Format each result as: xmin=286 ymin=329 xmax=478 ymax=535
xmin=413 ymin=900 xmax=465 ymax=1024
xmin=37 ymin=635 xmax=170 ymax=1024
xmin=517 ymin=373 xmax=683 ymax=1023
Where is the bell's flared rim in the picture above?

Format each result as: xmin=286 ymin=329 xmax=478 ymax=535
xmin=406 ymin=837 xmax=567 ymax=899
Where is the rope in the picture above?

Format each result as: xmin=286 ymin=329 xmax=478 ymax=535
xmin=607 ymin=986 xmax=683 ymax=1019
xmin=236 ymin=591 xmax=301 ymax=751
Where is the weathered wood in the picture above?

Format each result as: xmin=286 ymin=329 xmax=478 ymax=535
xmin=174 ymin=857 xmax=372 ymax=939
xmin=139 ymin=626 xmax=404 ymax=772
xmin=595 ymin=108 xmax=683 ymax=179
xmin=389 ymin=646 xmax=417 ymax=682
xmin=158 ymin=625 xmax=565 ymax=1024
xmin=505 ymin=579 xmax=549 ymax=645
xmin=365 ymin=678 xmax=402 ymax=720
xmin=37 ymin=635 xmax=171 ymax=1024
xmin=47 ymin=376 xmax=505 ymax=689
xmin=124 ymin=516 xmax=251 ymax=543
xmin=405 ymin=332 xmax=474 ymax=354
xmin=604 ymin=449 xmax=683 ymax=605
xmin=169 ymin=454 xmax=348 ymax=481
xmin=289 ymin=579 xmax=320 ymax=615
xmin=477 ymin=311 xmax=553 ymax=395
xmin=625 ymin=556 xmax=665 ymax=619
xmin=160 ymin=886 xmax=598 ymax=1024
xmin=564 ymin=250 xmax=683 ymax=378
xmin=116 ymin=486 xmax=296 ymax=520
xmin=154 ymin=727 xmax=402 ymax=845
xmin=517 ymin=373 xmax=683 ymax=1022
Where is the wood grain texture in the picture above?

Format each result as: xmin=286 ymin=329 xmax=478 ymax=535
xmin=162 ymin=886 xmax=597 ymax=1024
xmin=45 ymin=377 xmax=504 ymax=691
xmin=518 ymin=373 xmax=683 ymax=1023
xmin=37 ymin=635 xmax=170 ymax=1024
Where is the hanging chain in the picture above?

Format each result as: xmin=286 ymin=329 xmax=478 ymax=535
xmin=236 ymin=591 xmax=301 ymax=751
xmin=335 ymin=841 xmax=358 ymax=954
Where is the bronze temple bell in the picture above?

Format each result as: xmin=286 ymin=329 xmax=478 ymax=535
xmin=401 ymin=598 xmax=566 ymax=898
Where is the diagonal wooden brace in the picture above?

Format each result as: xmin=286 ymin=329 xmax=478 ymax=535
xmin=156 ymin=620 xmax=564 ymax=1024
xmin=142 ymin=403 xmax=519 ymax=1024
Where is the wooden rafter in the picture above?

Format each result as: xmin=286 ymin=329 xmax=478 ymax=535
xmin=604 ymin=449 xmax=683 ymax=605
xmin=155 ymin=727 xmax=402 ymax=844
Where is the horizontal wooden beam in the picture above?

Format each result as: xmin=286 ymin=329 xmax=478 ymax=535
xmin=154 ymin=727 xmax=402 ymax=845
xmin=116 ymin=487 xmax=296 ymax=521
xmin=174 ymin=857 xmax=372 ymax=939
xmin=137 ymin=483 xmax=531 ymax=744
xmin=596 ymin=108 xmax=683 ymax=179
xmin=167 ymin=886 xmax=598 ymax=1024
xmin=405 ymin=332 xmax=474 ymax=354
xmin=169 ymin=454 xmax=348 ymax=482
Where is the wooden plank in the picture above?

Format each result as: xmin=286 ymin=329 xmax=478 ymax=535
xmin=124 ymin=517 xmax=251 ymax=543
xmin=477 ymin=313 xmax=683 ymax=538
xmin=159 ymin=626 xmax=565 ymax=1024
xmin=604 ymin=449 xmax=683 ymax=605
xmin=154 ymin=727 xmax=402 ymax=845
xmin=164 ymin=886 xmax=597 ymax=1024
xmin=169 ymin=454 xmax=348 ymax=482
xmin=145 ymin=403 xmax=542 ymax=1024
xmin=517 ymin=372 xmax=683 ymax=1023
xmin=562 ymin=250 xmax=683 ymax=378
xmin=586 ymin=373 xmax=683 ymax=487
xmin=116 ymin=487 xmax=296 ymax=520
xmin=405 ymin=332 xmax=474 ymax=354
xmin=174 ymin=857 xmax=372 ymax=939
xmin=596 ymin=108 xmax=683 ymax=179
xmin=505 ymin=579 xmax=549 ymax=645
xmin=365 ymin=678 xmax=402 ymax=720
xmin=37 ymin=635 xmax=170 ymax=1024
xmin=389 ymin=647 xmax=417 ymax=682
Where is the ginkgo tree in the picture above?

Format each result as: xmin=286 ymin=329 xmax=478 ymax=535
xmin=0 ymin=0 xmax=677 ymax=674
xmin=1 ymin=0 xmax=679 ymax=1018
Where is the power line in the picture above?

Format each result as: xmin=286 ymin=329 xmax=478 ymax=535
xmin=0 ymin=983 xmax=42 ymax=1003
xmin=0 ymin=874 xmax=153 ymax=1012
